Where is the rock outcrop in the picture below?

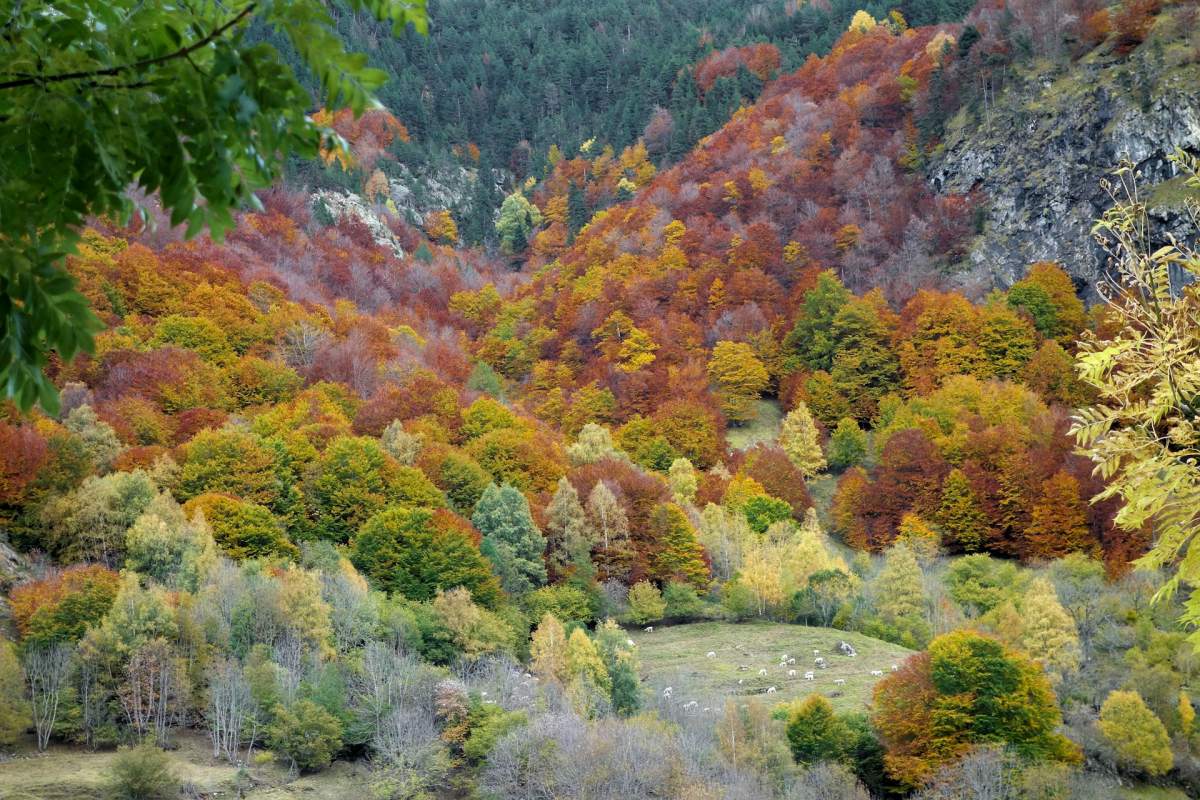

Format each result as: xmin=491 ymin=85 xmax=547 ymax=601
xmin=930 ymin=30 xmax=1200 ymax=299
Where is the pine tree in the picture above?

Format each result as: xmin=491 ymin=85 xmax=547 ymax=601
xmin=779 ymin=402 xmax=826 ymax=477
xmin=650 ymin=503 xmax=710 ymax=589
xmin=1017 ymin=577 xmax=1081 ymax=684
xmin=472 ymin=483 xmax=547 ymax=595
xmin=1098 ymin=690 xmax=1173 ymax=776
xmin=937 ymin=469 xmax=988 ymax=553
xmin=1024 ymin=470 xmax=1094 ymax=559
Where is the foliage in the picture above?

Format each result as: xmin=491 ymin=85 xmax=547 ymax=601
xmin=827 ymin=417 xmax=867 ymax=472
xmin=472 ymin=483 xmax=547 ymax=595
xmin=707 ymin=341 xmax=769 ymax=424
xmin=104 ymin=743 xmax=180 ymax=800
xmin=0 ymin=0 xmax=426 ymax=410
xmin=627 ymin=580 xmax=667 ymax=625
xmin=0 ymin=637 xmax=28 ymax=746
xmin=183 ymin=493 xmax=298 ymax=561
xmin=268 ymin=699 xmax=345 ymax=773
xmin=779 ymin=402 xmax=825 ymax=477
xmin=1098 ymin=690 xmax=1174 ymax=777
xmin=787 ymin=693 xmax=849 ymax=765
xmin=650 ymin=503 xmax=710 ymax=589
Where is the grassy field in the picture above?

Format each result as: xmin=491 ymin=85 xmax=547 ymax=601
xmin=725 ymin=399 xmax=783 ymax=451
xmin=0 ymin=731 xmax=372 ymax=800
xmin=629 ymin=621 xmax=914 ymax=713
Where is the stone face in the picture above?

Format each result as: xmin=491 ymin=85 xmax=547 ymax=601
xmin=835 ymin=640 xmax=857 ymax=657
xmin=928 ymin=45 xmax=1200 ymax=300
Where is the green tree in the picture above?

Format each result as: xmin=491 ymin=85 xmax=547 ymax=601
xmin=875 ymin=543 xmax=927 ymax=644
xmin=784 ymin=270 xmax=852 ymax=371
xmin=184 ymin=493 xmax=298 ymax=561
xmin=667 ymin=458 xmax=698 ymax=504
xmin=826 ymin=417 xmax=867 ymax=471
xmin=124 ymin=493 xmax=217 ymax=591
xmin=0 ymin=0 xmax=426 ymax=410
xmin=937 ymin=468 xmax=988 ymax=553
xmin=779 ymin=402 xmax=825 ymax=477
xmin=495 ymin=192 xmax=543 ymax=254
xmin=350 ymin=506 xmax=503 ymax=607
xmin=472 ymin=483 xmax=547 ymax=595
xmin=268 ymin=699 xmax=344 ymax=773
xmin=627 ymin=580 xmax=666 ymax=625
xmin=64 ymin=405 xmax=122 ymax=473
xmin=1098 ymin=690 xmax=1173 ymax=777
xmin=543 ymin=477 xmax=594 ymax=578
xmin=707 ymin=341 xmax=770 ymax=424
xmin=787 ymin=694 xmax=848 ymax=765
xmin=0 ymin=637 xmax=28 ymax=747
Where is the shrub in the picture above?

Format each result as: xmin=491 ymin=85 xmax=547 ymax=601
xmin=627 ymin=580 xmax=666 ymax=625
xmin=104 ymin=743 xmax=179 ymax=800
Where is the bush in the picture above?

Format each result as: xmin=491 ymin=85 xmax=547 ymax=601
xmin=626 ymin=580 xmax=666 ymax=625
xmin=662 ymin=581 xmax=703 ymax=621
xmin=522 ymin=583 xmax=597 ymax=626
xmin=1098 ymin=689 xmax=1173 ymax=777
xmin=267 ymin=699 xmax=344 ymax=773
xmin=105 ymin=743 xmax=179 ymax=800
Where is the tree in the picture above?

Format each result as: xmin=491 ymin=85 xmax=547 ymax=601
xmin=0 ymin=0 xmax=427 ymax=411
xmin=1098 ymin=690 xmax=1173 ymax=777
xmin=495 ymin=192 xmax=543 ymax=254
xmin=707 ymin=341 xmax=769 ymax=424
xmin=544 ymin=478 xmax=594 ymax=578
xmin=650 ymin=503 xmax=710 ymax=589
xmin=104 ymin=743 xmax=180 ymax=800
xmin=875 ymin=543 xmax=926 ymax=630
xmin=268 ymin=699 xmax=344 ymax=773
xmin=10 ymin=564 xmax=121 ymax=647
xmin=627 ymin=581 xmax=666 ymax=625
xmin=827 ymin=418 xmax=867 ymax=471
xmin=1023 ymin=470 xmax=1094 ymax=559
xmin=125 ymin=493 xmax=217 ymax=591
xmin=565 ymin=628 xmax=610 ymax=698
xmin=787 ymin=694 xmax=848 ymax=765
xmin=64 ymin=405 xmax=122 ymax=473
xmin=1071 ymin=155 xmax=1200 ymax=645
xmin=24 ymin=641 xmax=72 ymax=751
xmin=779 ymin=402 xmax=825 ymax=477
xmin=937 ymin=469 xmax=988 ymax=553
xmin=350 ymin=506 xmax=503 ymax=608
xmin=587 ymin=481 xmax=634 ymax=580
xmin=471 ymin=484 xmax=547 ymax=595
xmin=41 ymin=469 xmax=157 ymax=565
xmin=784 ymin=270 xmax=852 ymax=371
xmin=667 ymin=458 xmax=698 ymax=504
xmin=0 ymin=637 xmax=28 ymax=747
xmin=530 ymin=613 xmax=568 ymax=683
xmin=806 ymin=568 xmax=854 ymax=626
xmin=567 ymin=423 xmax=624 ymax=466
xmin=873 ymin=631 xmax=1077 ymax=790
xmin=1017 ymin=577 xmax=1081 ymax=685
xmin=184 ymin=493 xmax=298 ymax=561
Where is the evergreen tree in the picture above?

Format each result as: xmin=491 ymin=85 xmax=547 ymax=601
xmin=472 ymin=484 xmax=548 ymax=595
xmin=779 ymin=402 xmax=826 ymax=477
xmin=784 ymin=270 xmax=852 ymax=371
xmin=937 ymin=469 xmax=989 ymax=553
xmin=786 ymin=694 xmax=848 ymax=765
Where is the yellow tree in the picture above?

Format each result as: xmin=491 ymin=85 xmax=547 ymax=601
xmin=779 ymin=401 xmax=826 ymax=477
xmin=1018 ymin=577 xmax=1081 ymax=685
xmin=707 ymin=341 xmax=769 ymax=423
xmin=530 ymin=613 xmax=568 ymax=683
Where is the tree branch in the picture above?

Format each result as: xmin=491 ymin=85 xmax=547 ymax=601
xmin=0 ymin=4 xmax=255 ymax=92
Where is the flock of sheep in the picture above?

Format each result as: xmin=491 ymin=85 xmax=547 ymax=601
xmin=645 ymin=628 xmax=899 ymax=708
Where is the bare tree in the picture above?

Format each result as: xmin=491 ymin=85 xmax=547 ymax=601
xmin=24 ymin=642 xmax=72 ymax=751
xmin=207 ymin=657 xmax=258 ymax=762
xmin=120 ymin=638 xmax=182 ymax=745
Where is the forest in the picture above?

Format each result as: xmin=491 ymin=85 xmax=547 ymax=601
xmin=0 ymin=1 xmax=1199 ymax=799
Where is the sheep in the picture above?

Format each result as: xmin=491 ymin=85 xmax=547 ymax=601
xmin=788 ymin=669 xmax=797 ymax=677
xmin=758 ymin=668 xmax=768 ymax=676
xmin=663 ymin=686 xmax=673 ymax=698
xmin=683 ymin=700 xmax=698 ymax=710
xmin=644 ymin=626 xmax=654 ymax=633
xmin=813 ymin=650 xmax=820 ymax=655
xmin=870 ymin=670 xmax=884 ymax=677
xmin=766 ymin=686 xmax=777 ymax=694
xmin=523 ymin=672 xmax=532 ymax=679
xmin=706 ymin=651 xmax=717 ymax=659
xmin=626 ymin=639 xmax=636 ymax=647
xmin=780 ymin=654 xmax=790 ymax=662
xmin=737 ymin=664 xmax=749 ymax=671
xmin=738 ymin=679 xmax=744 ymax=685
xmin=804 ymin=671 xmax=815 ymax=680
xmin=834 ymin=679 xmax=846 ymax=686
xmin=891 ymin=664 xmax=899 ymax=671
xmin=787 ymin=657 xmax=796 ymax=665
xmin=703 ymin=707 xmax=711 ymax=713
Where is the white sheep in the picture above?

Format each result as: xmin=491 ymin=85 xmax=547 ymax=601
xmin=684 ymin=700 xmax=698 ymax=710
xmin=738 ymin=679 xmax=744 ymax=685
xmin=804 ymin=671 xmax=814 ymax=680
xmin=645 ymin=626 xmax=654 ymax=633
xmin=834 ymin=679 xmax=846 ymax=686
xmin=766 ymin=686 xmax=777 ymax=694
xmin=758 ymin=668 xmax=768 ymax=676
xmin=870 ymin=670 xmax=883 ymax=677
xmin=788 ymin=669 xmax=797 ymax=677
xmin=706 ymin=651 xmax=717 ymax=659
xmin=663 ymin=686 xmax=673 ymax=697
xmin=703 ymin=707 xmax=711 ymax=713
xmin=891 ymin=664 xmax=899 ymax=671
xmin=812 ymin=649 xmax=820 ymax=655
xmin=787 ymin=657 xmax=796 ymax=665
xmin=626 ymin=639 xmax=635 ymax=647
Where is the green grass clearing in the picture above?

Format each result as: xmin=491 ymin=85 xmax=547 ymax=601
xmin=725 ymin=399 xmax=782 ymax=451
xmin=629 ymin=620 xmax=913 ymax=714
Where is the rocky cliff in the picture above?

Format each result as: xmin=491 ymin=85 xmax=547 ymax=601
xmin=931 ymin=15 xmax=1200 ymax=299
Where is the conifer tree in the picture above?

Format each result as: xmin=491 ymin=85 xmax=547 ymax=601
xmin=1017 ymin=577 xmax=1081 ymax=684
xmin=779 ymin=402 xmax=826 ymax=477
xmin=937 ymin=469 xmax=988 ymax=553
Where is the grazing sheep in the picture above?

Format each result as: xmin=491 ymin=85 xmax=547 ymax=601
xmin=891 ymin=664 xmax=899 ymax=671
xmin=758 ymin=668 xmax=768 ymax=676
xmin=706 ymin=651 xmax=717 ymax=659
xmin=814 ymin=657 xmax=827 ymax=668
xmin=813 ymin=650 xmax=820 ymax=655
xmin=787 ymin=657 xmax=796 ymax=665
xmin=780 ymin=654 xmax=790 ymax=662
xmin=738 ymin=679 xmax=744 ymax=685
xmin=523 ymin=672 xmax=532 ymax=678
xmin=870 ymin=670 xmax=884 ymax=677
xmin=788 ymin=669 xmax=797 ymax=677
xmin=834 ymin=679 xmax=846 ymax=686
xmin=766 ymin=686 xmax=777 ymax=694
xmin=626 ymin=639 xmax=635 ymax=647
xmin=645 ymin=626 xmax=654 ymax=633
xmin=684 ymin=700 xmax=698 ymax=710
xmin=737 ymin=664 xmax=749 ymax=671
xmin=804 ymin=671 xmax=815 ymax=680
xmin=703 ymin=707 xmax=711 ymax=713
xmin=663 ymin=686 xmax=673 ymax=697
